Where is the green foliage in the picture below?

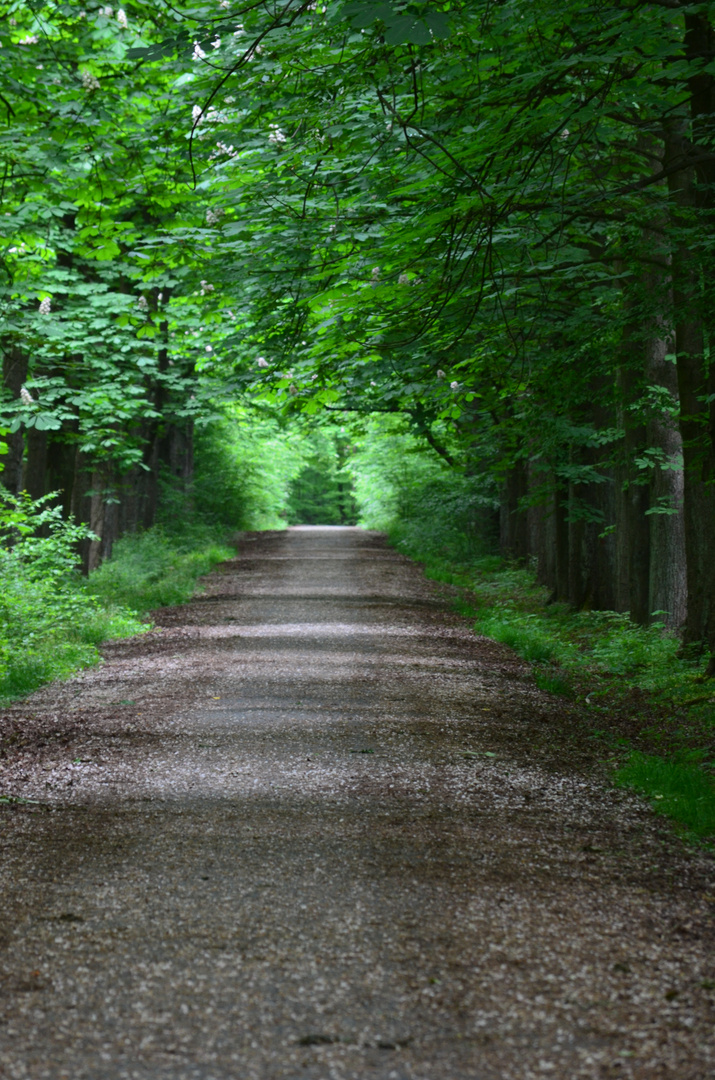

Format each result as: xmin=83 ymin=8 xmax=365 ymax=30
xmin=441 ymin=559 xmax=688 ymax=691
xmin=169 ymin=411 xmax=358 ymax=532
xmin=614 ymin=752 xmax=715 ymax=840
xmin=87 ymin=527 xmax=233 ymax=615
xmin=2 ymin=2 xmax=715 ymax=699
xmin=286 ymin=428 xmax=357 ymax=525
xmin=390 ymin=514 xmax=714 ymax=835
xmin=533 ymin=671 xmax=573 ymax=698
xmin=477 ymin=612 xmax=557 ymax=665
xmin=0 ymin=492 xmax=144 ymax=702
xmin=190 ymin=412 xmax=309 ymax=531
xmin=349 ymin=415 xmax=497 ymax=558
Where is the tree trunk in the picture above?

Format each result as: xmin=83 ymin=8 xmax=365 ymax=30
xmin=647 ymin=337 xmax=687 ymax=629
xmin=1 ymin=345 xmax=27 ymax=495
xmin=87 ymin=468 xmax=107 ymax=573
xmin=615 ymin=339 xmax=652 ymax=625
xmin=664 ymin=115 xmax=715 ymax=657
xmin=24 ymin=428 xmax=48 ymax=501
xmin=499 ymin=458 xmax=529 ymax=560
xmin=661 ymin=11 xmax=715 ymax=666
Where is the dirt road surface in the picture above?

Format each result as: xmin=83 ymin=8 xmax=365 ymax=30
xmin=0 ymin=526 xmax=713 ymax=1080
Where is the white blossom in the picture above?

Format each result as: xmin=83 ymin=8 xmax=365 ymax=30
xmin=137 ymin=295 xmax=148 ymax=311
xmin=205 ymin=208 xmax=224 ymax=225
xmin=38 ymin=297 xmax=51 ymax=315
xmin=268 ymin=124 xmax=287 ymax=145
xmin=437 ymin=369 xmax=446 ymax=379
xmin=288 ymin=383 xmax=298 ymax=395
xmin=192 ymin=41 xmax=206 ymax=61
xmin=117 ymin=9 xmax=128 ymax=29
xmin=81 ymin=70 xmax=100 ymax=90
xmin=371 ymin=267 xmax=380 ymax=281
xmin=192 ymin=104 xmax=203 ymax=122
xmin=398 ymin=273 xmax=409 ymax=285
xmin=311 ymin=374 xmax=318 ymax=381
xmin=18 ymin=35 xmax=39 ymax=45
xmin=205 ymin=345 xmax=212 ymax=352
xmin=450 ymin=380 xmax=460 ymax=390
xmin=212 ymin=37 xmax=221 ymax=49
xmin=209 ymin=141 xmax=236 ymax=160
xmin=220 ymin=0 xmax=230 ymax=6
xmin=257 ymin=357 xmax=269 ymax=369
xmin=101 ymin=5 xmax=114 ymax=16
xmin=20 ymin=387 xmax=35 ymax=406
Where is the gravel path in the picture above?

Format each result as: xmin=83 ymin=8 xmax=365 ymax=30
xmin=0 ymin=526 xmax=713 ymax=1080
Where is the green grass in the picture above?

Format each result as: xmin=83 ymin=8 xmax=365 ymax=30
xmin=534 ymin=670 xmax=573 ymax=697
xmin=0 ymin=584 xmax=145 ymax=702
xmin=0 ymin=523 xmax=234 ymax=703
xmin=420 ymin=553 xmax=700 ymax=695
xmin=392 ymin=536 xmax=715 ymax=841
xmin=87 ymin=527 xmax=234 ymax=615
xmin=615 ymin=752 xmax=715 ymax=839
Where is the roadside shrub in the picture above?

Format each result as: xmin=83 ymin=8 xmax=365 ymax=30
xmin=0 ymin=492 xmax=144 ymax=701
xmin=349 ymin=415 xmax=498 ymax=561
xmin=87 ymin=527 xmax=233 ymax=614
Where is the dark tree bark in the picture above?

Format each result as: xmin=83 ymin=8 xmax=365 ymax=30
xmin=615 ymin=336 xmax=652 ymax=625
xmin=664 ymin=13 xmax=715 ymax=662
xmin=647 ymin=336 xmax=687 ymax=629
xmin=1 ymin=345 xmax=27 ymax=495
xmin=499 ymin=458 xmax=529 ymax=560
xmin=614 ymin=130 xmax=687 ymax=628
xmin=24 ymin=428 xmax=48 ymax=501
xmin=87 ymin=467 xmax=109 ymax=573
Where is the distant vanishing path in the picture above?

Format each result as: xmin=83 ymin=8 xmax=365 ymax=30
xmin=0 ymin=527 xmax=713 ymax=1079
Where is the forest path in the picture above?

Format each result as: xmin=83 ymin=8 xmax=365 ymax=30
xmin=0 ymin=527 xmax=713 ymax=1080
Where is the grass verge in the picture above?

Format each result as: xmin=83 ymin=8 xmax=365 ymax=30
xmin=614 ymin=752 xmax=715 ymax=839
xmin=0 ymin=525 xmax=233 ymax=704
xmin=87 ymin=526 xmax=234 ymax=615
xmin=391 ymin=527 xmax=715 ymax=844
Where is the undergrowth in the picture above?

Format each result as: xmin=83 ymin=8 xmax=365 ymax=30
xmin=0 ymin=492 xmax=232 ymax=704
xmin=0 ymin=493 xmax=145 ymax=702
xmin=614 ymin=752 xmax=715 ymax=839
xmin=392 ymin=530 xmax=715 ymax=843
xmin=87 ymin=525 xmax=233 ymax=615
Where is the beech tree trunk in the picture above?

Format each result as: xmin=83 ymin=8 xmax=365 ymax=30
xmin=664 ymin=13 xmax=715 ymax=662
xmin=647 ymin=336 xmax=687 ymax=629
xmin=1 ymin=345 xmax=27 ymax=495
xmin=499 ymin=458 xmax=529 ymax=560
xmin=615 ymin=350 xmax=651 ymax=624
xmin=24 ymin=429 xmax=48 ymax=501
xmin=87 ymin=468 xmax=108 ymax=574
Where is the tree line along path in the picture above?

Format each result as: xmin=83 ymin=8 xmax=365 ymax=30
xmin=0 ymin=528 xmax=712 ymax=1080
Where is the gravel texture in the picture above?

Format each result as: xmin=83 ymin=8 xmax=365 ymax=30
xmin=0 ymin=525 xmax=713 ymax=1080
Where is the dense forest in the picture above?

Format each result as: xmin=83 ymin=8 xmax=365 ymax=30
xmin=2 ymin=0 xmax=715 ymax=671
